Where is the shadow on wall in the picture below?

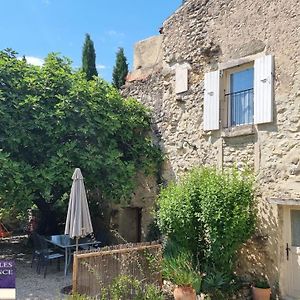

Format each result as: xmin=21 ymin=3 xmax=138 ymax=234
xmin=159 ymin=159 xmax=177 ymax=187
xmin=236 ymin=197 xmax=279 ymax=297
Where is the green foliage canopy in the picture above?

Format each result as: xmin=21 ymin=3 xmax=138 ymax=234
xmin=112 ymin=47 xmax=128 ymax=89
xmin=157 ymin=167 xmax=255 ymax=274
xmin=0 ymin=49 xmax=160 ymax=217
xmin=82 ymin=33 xmax=98 ymax=80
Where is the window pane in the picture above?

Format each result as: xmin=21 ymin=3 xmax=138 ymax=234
xmin=229 ymin=67 xmax=254 ymax=126
xmin=230 ymin=89 xmax=253 ymax=126
xmin=291 ymin=210 xmax=300 ymax=246
xmin=230 ymin=68 xmax=254 ymax=93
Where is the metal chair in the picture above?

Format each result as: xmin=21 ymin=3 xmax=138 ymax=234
xmin=31 ymin=232 xmax=57 ymax=272
xmin=31 ymin=232 xmax=46 ymax=271
xmin=37 ymin=235 xmax=64 ymax=278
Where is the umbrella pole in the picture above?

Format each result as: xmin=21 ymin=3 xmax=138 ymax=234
xmin=76 ymin=237 xmax=79 ymax=253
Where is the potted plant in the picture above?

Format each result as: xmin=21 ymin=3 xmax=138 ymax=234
xmin=252 ymin=278 xmax=271 ymax=300
xmin=162 ymin=252 xmax=201 ymax=300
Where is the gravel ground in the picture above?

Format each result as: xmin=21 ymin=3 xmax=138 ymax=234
xmin=0 ymin=235 xmax=72 ymax=300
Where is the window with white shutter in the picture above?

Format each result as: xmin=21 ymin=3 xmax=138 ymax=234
xmin=203 ymin=55 xmax=274 ymax=131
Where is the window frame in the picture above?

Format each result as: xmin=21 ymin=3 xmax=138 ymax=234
xmin=221 ymin=62 xmax=254 ymax=128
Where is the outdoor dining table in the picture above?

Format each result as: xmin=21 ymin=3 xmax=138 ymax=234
xmin=44 ymin=234 xmax=99 ymax=276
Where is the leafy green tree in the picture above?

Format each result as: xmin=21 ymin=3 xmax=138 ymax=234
xmin=82 ymin=33 xmax=98 ymax=80
xmin=112 ymin=47 xmax=128 ymax=89
xmin=0 ymin=49 xmax=160 ymax=233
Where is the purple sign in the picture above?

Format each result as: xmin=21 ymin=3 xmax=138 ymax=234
xmin=0 ymin=260 xmax=15 ymax=288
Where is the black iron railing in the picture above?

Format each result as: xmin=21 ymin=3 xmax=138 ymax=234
xmin=225 ymin=88 xmax=254 ymax=126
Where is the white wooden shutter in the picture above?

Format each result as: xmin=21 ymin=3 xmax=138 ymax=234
xmin=254 ymin=55 xmax=274 ymax=124
xmin=175 ymin=65 xmax=188 ymax=94
xmin=204 ymin=70 xmax=220 ymax=131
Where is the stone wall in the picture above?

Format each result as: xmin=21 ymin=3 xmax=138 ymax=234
xmin=122 ymin=0 xmax=300 ymax=298
xmin=109 ymin=173 xmax=159 ymax=243
xmin=127 ymin=35 xmax=163 ymax=82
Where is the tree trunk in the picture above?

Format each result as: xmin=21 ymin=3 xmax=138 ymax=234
xmin=34 ymin=197 xmax=59 ymax=235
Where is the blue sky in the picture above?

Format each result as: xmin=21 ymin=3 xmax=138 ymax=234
xmin=0 ymin=0 xmax=182 ymax=82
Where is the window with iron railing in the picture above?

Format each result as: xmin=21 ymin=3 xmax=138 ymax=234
xmin=226 ymin=67 xmax=254 ymax=127
xmin=225 ymin=88 xmax=254 ymax=126
xmin=203 ymin=55 xmax=274 ymax=132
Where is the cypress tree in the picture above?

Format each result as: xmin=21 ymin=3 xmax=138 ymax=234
xmin=82 ymin=33 xmax=98 ymax=80
xmin=112 ymin=47 xmax=128 ymax=89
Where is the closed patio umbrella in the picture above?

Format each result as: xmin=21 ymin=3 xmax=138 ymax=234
xmin=65 ymin=168 xmax=93 ymax=251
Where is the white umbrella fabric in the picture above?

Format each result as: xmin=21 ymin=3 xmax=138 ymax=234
xmin=65 ymin=168 xmax=93 ymax=251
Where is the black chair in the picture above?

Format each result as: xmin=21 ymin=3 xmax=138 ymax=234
xmin=31 ymin=232 xmax=56 ymax=271
xmin=31 ymin=232 xmax=49 ymax=271
xmin=37 ymin=235 xmax=64 ymax=278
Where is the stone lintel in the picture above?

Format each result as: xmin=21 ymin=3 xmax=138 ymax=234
xmin=218 ymin=52 xmax=266 ymax=70
xmin=269 ymin=198 xmax=300 ymax=206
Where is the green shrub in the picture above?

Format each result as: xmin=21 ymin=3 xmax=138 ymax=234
xmin=67 ymin=293 xmax=92 ymax=300
xmin=157 ymin=167 xmax=255 ymax=274
xmin=69 ymin=276 xmax=165 ymax=300
xmin=101 ymin=275 xmax=165 ymax=300
xmin=134 ymin=282 xmax=165 ymax=300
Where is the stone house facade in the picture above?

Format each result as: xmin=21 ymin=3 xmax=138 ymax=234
xmin=122 ymin=0 xmax=300 ymax=298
